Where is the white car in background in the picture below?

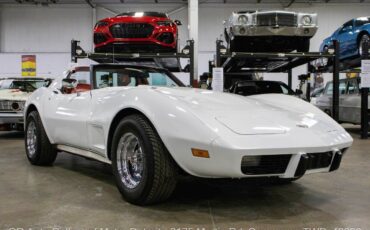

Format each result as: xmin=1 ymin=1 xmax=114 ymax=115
xmin=0 ymin=77 xmax=52 ymax=131
xmin=24 ymin=64 xmax=352 ymax=205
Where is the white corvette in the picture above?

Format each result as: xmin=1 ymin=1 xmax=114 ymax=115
xmin=24 ymin=64 xmax=353 ymax=205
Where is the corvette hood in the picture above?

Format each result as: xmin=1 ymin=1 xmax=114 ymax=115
xmin=151 ymin=87 xmax=340 ymax=135
xmin=0 ymin=89 xmax=30 ymax=101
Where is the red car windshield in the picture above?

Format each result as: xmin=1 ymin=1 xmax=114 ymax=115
xmin=117 ymin=12 xmax=168 ymax=18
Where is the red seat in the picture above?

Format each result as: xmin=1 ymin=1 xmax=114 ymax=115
xmin=70 ymin=83 xmax=91 ymax=94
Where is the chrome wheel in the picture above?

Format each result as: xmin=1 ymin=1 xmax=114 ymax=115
xmin=26 ymin=121 xmax=37 ymax=157
xmin=116 ymin=132 xmax=144 ymax=189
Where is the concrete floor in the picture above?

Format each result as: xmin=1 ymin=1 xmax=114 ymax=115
xmin=0 ymin=127 xmax=369 ymax=230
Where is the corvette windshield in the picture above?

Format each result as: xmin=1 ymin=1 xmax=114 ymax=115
xmin=94 ymin=67 xmax=184 ymax=89
xmin=0 ymin=79 xmax=49 ymax=92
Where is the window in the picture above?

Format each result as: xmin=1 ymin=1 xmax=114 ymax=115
xmin=93 ymin=66 xmax=183 ymax=89
xmin=339 ymin=20 xmax=353 ymax=34
xmin=324 ymin=81 xmax=346 ymax=95
xmin=70 ymin=71 xmax=90 ymax=84
xmin=325 ymin=82 xmax=333 ymax=95
xmin=339 ymin=81 xmax=347 ymax=94
xmin=347 ymin=79 xmax=358 ymax=94
xmin=0 ymin=79 xmax=49 ymax=92
xmin=355 ymin=17 xmax=370 ymax=27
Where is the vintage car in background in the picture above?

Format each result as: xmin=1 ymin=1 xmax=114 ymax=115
xmin=310 ymin=87 xmax=325 ymax=105
xmin=24 ymin=63 xmax=352 ymax=205
xmin=94 ymin=11 xmax=181 ymax=53
xmin=223 ymin=10 xmax=318 ymax=52
xmin=228 ymin=80 xmax=300 ymax=97
xmin=315 ymin=77 xmax=369 ymax=124
xmin=320 ymin=17 xmax=370 ymax=60
xmin=0 ymin=77 xmax=51 ymax=131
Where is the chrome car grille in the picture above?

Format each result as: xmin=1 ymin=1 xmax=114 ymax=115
xmin=110 ymin=23 xmax=154 ymax=38
xmin=256 ymin=13 xmax=297 ymax=27
xmin=0 ymin=100 xmax=25 ymax=112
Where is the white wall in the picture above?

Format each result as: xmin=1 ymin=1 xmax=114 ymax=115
xmin=1 ymin=3 xmax=370 ymax=86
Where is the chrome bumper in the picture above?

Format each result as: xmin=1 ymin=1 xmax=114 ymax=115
xmin=0 ymin=112 xmax=24 ymax=124
xmin=231 ymin=25 xmax=317 ymax=37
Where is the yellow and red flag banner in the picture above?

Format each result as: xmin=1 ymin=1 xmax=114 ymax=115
xmin=21 ymin=55 xmax=36 ymax=77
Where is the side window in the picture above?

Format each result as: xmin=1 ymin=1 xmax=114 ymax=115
xmin=325 ymin=83 xmax=333 ymax=95
xmin=339 ymin=21 xmax=353 ymax=34
xmin=347 ymin=79 xmax=358 ymax=94
xmin=70 ymin=71 xmax=91 ymax=84
xmin=95 ymin=71 xmax=137 ymax=89
xmin=355 ymin=17 xmax=370 ymax=27
xmin=339 ymin=81 xmax=347 ymax=94
xmin=280 ymin=85 xmax=289 ymax=95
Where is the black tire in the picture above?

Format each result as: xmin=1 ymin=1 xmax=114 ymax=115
xmin=111 ymin=114 xmax=177 ymax=205
xmin=358 ymin=33 xmax=370 ymax=56
xmin=25 ymin=111 xmax=57 ymax=166
xmin=297 ymin=39 xmax=310 ymax=52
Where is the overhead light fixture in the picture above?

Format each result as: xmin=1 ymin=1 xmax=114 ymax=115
xmin=134 ymin=12 xmax=144 ymax=17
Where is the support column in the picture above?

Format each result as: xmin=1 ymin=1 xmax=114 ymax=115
xmin=332 ymin=40 xmax=340 ymax=122
xmin=188 ymin=0 xmax=198 ymax=85
xmin=92 ymin=7 xmax=97 ymax=52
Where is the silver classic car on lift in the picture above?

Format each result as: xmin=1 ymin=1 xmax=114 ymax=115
xmin=315 ymin=77 xmax=370 ymax=124
xmin=223 ymin=10 xmax=318 ymax=52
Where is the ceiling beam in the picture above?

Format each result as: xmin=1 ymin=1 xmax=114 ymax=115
xmin=85 ymin=0 xmax=95 ymax=8
xmin=257 ymin=0 xmax=262 ymax=3
xmin=286 ymin=0 xmax=295 ymax=7
xmin=325 ymin=0 xmax=330 ymax=2
xmin=97 ymin=5 xmax=118 ymax=15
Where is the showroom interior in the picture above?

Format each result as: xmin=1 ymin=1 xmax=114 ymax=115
xmin=1 ymin=0 xmax=370 ymax=229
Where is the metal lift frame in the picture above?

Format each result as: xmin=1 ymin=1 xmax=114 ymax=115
xmin=71 ymin=40 xmax=195 ymax=86
xmin=214 ymin=39 xmax=341 ymax=122
xmin=360 ymin=41 xmax=370 ymax=139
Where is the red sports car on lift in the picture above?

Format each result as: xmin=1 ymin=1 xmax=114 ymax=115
xmin=94 ymin=12 xmax=180 ymax=53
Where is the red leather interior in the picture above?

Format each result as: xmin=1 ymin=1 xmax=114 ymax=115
xmin=70 ymin=83 xmax=91 ymax=94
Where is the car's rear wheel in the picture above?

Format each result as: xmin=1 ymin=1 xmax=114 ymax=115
xmin=358 ymin=33 xmax=370 ymax=56
xmin=25 ymin=111 xmax=57 ymax=166
xmin=111 ymin=114 xmax=177 ymax=205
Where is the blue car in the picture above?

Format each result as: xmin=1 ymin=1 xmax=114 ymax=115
xmin=320 ymin=17 xmax=370 ymax=59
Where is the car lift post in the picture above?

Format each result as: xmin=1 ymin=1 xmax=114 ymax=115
xmin=288 ymin=69 xmax=292 ymax=89
xmin=332 ymin=40 xmax=340 ymax=122
xmin=71 ymin=40 xmax=78 ymax=63
xmin=189 ymin=40 xmax=195 ymax=87
xmin=215 ymin=40 xmax=222 ymax=67
xmin=361 ymin=40 xmax=369 ymax=139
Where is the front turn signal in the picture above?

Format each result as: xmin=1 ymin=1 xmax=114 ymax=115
xmin=191 ymin=148 xmax=210 ymax=158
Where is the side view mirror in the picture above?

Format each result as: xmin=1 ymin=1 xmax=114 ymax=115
xmin=295 ymin=89 xmax=303 ymax=95
xmin=61 ymin=78 xmax=78 ymax=94
xmin=174 ymin=20 xmax=182 ymax=26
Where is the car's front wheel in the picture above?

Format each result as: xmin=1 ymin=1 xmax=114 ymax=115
xmin=111 ymin=114 xmax=177 ymax=205
xmin=358 ymin=33 xmax=370 ymax=56
xmin=25 ymin=111 xmax=57 ymax=166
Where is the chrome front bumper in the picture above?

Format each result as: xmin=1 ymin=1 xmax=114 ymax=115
xmin=0 ymin=112 xmax=24 ymax=124
xmin=231 ymin=25 xmax=318 ymax=37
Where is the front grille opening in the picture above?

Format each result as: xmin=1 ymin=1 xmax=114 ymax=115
xmin=157 ymin=32 xmax=174 ymax=44
xmin=306 ymin=152 xmax=333 ymax=170
xmin=257 ymin=13 xmax=297 ymax=27
xmin=241 ymin=154 xmax=291 ymax=175
xmin=94 ymin=33 xmax=108 ymax=44
xmin=110 ymin=23 xmax=154 ymax=38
